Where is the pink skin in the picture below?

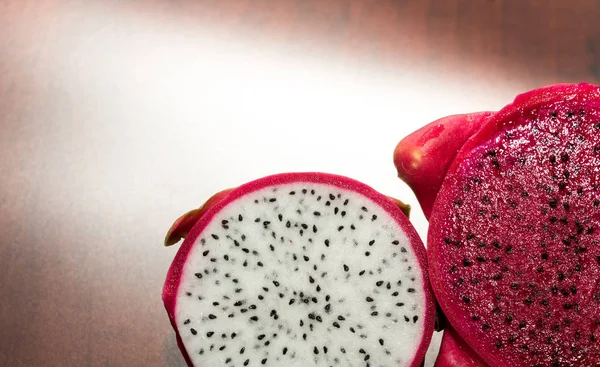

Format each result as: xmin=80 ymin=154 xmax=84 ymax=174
xmin=163 ymin=172 xmax=436 ymax=367
xmin=393 ymin=112 xmax=494 ymax=218
xmin=434 ymin=326 xmax=487 ymax=367
xmin=427 ymin=83 xmax=600 ymax=367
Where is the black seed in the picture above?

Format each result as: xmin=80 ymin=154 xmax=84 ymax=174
xmin=208 ymin=314 xmax=217 ymax=320
xmin=463 ymin=296 xmax=471 ymax=304
xmin=250 ymin=316 xmax=258 ymax=321
xmin=190 ymin=328 xmax=197 ymax=335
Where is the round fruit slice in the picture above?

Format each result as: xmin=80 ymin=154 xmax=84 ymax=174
xmin=163 ymin=172 xmax=435 ymax=367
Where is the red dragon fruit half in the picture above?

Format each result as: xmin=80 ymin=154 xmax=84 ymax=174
xmin=395 ymin=83 xmax=600 ymax=367
xmin=163 ymin=172 xmax=436 ymax=367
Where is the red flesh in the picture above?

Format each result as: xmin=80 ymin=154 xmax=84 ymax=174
xmin=394 ymin=112 xmax=493 ymax=218
xmin=429 ymin=83 xmax=600 ymax=367
xmin=163 ymin=172 xmax=436 ymax=367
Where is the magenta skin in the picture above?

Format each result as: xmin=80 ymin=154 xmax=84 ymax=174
xmin=429 ymin=83 xmax=600 ymax=367
xmin=434 ymin=325 xmax=487 ymax=367
xmin=394 ymin=112 xmax=494 ymax=218
xmin=162 ymin=172 xmax=436 ymax=367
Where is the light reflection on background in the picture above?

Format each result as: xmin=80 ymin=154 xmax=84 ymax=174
xmin=1 ymin=0 xmax=596 ymax=366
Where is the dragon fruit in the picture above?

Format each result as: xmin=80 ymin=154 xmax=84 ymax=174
xmin=163 ymin=172 xmax=436 ymax=367
xmin=395 ymin=83 xmax=600 ymax=366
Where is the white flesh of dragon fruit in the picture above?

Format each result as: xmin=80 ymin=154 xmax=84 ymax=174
xmin=166 ymin=174 xmax=433 ymax=367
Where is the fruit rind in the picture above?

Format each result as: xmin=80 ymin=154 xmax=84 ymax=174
xmin=394 ymin=112 xmax=493 ymax=218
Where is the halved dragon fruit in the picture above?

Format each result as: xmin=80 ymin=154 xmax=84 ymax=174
xmin=395 ymin=83 xmax=600 ymax=367
xmin=163 ymin=172 xmax=435 ymax=366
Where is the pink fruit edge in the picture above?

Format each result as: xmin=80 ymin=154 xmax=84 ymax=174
xmin=163 ymin=172 xmax=436 ymax=367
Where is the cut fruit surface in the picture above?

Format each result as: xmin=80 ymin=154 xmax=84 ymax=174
xmin=163 ymin=172 xmax=435 ymax=367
